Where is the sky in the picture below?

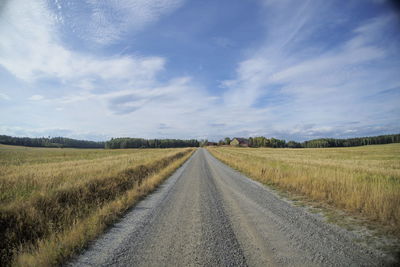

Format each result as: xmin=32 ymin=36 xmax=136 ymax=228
xmin=0 ymin=0 xmax=399 ymax=141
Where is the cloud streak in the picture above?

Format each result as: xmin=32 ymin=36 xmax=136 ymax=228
xmin=0 ymin=0 xmax=168 ymax=85
xmin=0 ymin=0 xmax=399 ymax=141
xmin=220 ymin=0 xmax=400 ymax=140
xmin=53 ymin=0 xmax=185 ymax=44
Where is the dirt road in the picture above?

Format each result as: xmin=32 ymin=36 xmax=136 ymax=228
xmin=70 ymin=148 xmax=391 ymax=266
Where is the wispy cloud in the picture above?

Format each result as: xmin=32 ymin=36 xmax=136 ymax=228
xmin=0 ymin=0 xmax=167 ymax=83
xmin=220 ymin=0 xmax=400 ymax=140
xmin=0 ymin=93 xmax=10 ymax=101
xmin=0 ymin=0 xmax=399 ymax=141
xmin=29 ymin=95 xmax=45 ymax=101
xmin=53 ymin=0 xmax=185 ymax=44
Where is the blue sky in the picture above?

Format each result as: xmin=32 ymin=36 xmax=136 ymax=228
xmin=0 ymin=0 xmax=399 ymax=141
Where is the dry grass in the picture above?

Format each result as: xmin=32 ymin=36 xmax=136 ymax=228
xmin=0 ymin=145 xmax=194 ymax=266
xmin=207 ymin=144 xmax=400 ymax=235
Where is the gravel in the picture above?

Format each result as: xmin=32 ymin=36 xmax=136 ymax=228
xmin=69 ymin=148 xmax=395 ymax=266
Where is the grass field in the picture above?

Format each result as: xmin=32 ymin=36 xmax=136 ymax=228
xmin=207 ymin=144 xmax=400 ymax=235
xmin=0 ymin=145 xmax=194 ymax=266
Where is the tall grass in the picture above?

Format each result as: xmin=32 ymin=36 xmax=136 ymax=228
xmin=207 ymin=144 xmax=400 ymax=234
xmin=0 ymin=145 xmax=194 ymax=266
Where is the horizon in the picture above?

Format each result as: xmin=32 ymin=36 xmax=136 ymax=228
xmin=2 ymin=132 xmax=399 ymax=144
xmin=1 ymin=0 xmax=400 ymax=142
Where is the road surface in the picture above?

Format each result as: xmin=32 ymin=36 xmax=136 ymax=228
xmin=70 ymin=148 xmax=391 ymax=266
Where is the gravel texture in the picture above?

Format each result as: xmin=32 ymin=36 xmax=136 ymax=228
xmin=69 ymin=148 xmax=393 ymax=266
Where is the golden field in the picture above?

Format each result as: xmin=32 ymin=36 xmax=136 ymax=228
xmin=0 ymin=145 xmax=194 ymax=266
xmin=207 ymin=144 xmax=400 ymax=234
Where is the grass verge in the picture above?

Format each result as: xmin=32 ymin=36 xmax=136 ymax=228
xmin=0 ymin=146 xmax=194 ymax=266
xmin=207 ymin=144 xmax=400 ymax=236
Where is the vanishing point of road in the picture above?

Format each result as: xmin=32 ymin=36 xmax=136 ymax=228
xmin=70 ymin=148 xmax=391 ymax=266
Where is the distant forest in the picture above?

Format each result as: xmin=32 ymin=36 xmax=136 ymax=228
xmin=0 ymin=135 xmax=105 ymax=148
xmin=301 ymin=134 xmax=400 ymax=148
xmin=105 ymin=138 xmax=199 ymax=149
xmin=216 ymin=133 xmax=400 ymax=148
xmin=0 ymin=135 xmax=199 ymax=149
xmin=0 ymin=133 xmax=399 ymax=149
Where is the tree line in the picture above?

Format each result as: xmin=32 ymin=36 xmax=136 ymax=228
xmin=217 ymin=133 xmax=400 ymax=148
xmin=1 ymin=133 xmax=398 ymax=149
xmin=0 ymin=135 xmax=199 ymax=149
xmin=214 ymin=137 xmax=287 ymax=148
xmin=301 ymin=134 xmax=400 ymax=148
xmin=0 ymin=135 xmax=105 ymax=148
xmin=105 ymin=138 xmax=199 ymax=149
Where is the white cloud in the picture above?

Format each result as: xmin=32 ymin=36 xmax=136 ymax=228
xmin=29 ymin=95 xmax=44 ymax=101
xmin=219 ymin=1 xmax=400 ymax=140
xmin=0 ymin=0 xmax=166 ymax=83
xmin=0 ymin=0 xmax=216 ymax=139
xmin=0 ymin=93 xmax=10 ymax=100
xmin=54 ymin=0 xmax=185 ymax=44
xmin=0 ymin=0 xmax=398 ymax=141
xmin=76 ymin=79 xmax=96 ymax=91
xmin=0 ymin=0 xmax=207 ymax=139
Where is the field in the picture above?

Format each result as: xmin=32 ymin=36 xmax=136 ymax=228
xmin=0 ymin=145 xmax=194 ymax=266
xmin=207 ymin=144 xmax=400 ymax=235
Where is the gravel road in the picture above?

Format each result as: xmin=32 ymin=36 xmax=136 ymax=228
xmin=69 ymin=148 xmax=393 ymax=266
